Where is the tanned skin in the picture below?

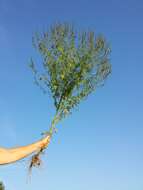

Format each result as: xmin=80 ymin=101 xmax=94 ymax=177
xmin=0 ymin=135 xmax=50 ymax=165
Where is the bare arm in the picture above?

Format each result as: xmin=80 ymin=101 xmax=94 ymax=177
xmin=0 ymin=135 xmax=50 ymax=165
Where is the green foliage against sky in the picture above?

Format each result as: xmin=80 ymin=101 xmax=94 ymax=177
xmin=0 ymin=182 xmax=5 ymax=190
xmin=30 ymin=23 xmax=111 ymax=134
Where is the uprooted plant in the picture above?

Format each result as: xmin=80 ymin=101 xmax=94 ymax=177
xmin=0 ymin=23 xmax=111 ymax=170
xmin=29 ymin=22 xmax=111 ymax=169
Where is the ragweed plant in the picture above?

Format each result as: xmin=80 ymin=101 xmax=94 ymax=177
xmin=29 ymin=23 xmax=111 ymax=169
xmin=30 ymin=23 xmax=111 ymax=135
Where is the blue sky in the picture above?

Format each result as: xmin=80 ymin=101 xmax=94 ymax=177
xmin=0 ymin=0 xmax=143 ymax=189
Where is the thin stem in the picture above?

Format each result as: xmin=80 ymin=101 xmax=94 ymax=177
xmin=49 ymin=112 xmax=60 ymax=135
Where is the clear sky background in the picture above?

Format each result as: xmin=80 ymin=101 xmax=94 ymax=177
xmin=0 ymin=0 xmax=143 ymax=190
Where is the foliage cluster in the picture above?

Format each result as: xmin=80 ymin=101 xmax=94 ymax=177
xmin=30 ymin=23 xmax=111 ymax=134
xmin=0 ymin=182 xmax=5 ymax=190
